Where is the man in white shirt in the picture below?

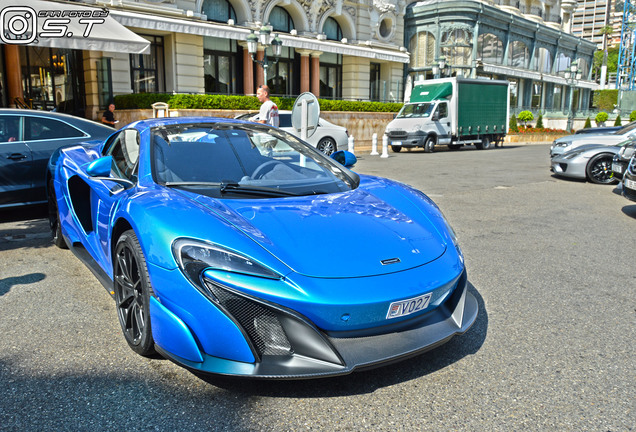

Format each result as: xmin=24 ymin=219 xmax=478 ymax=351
xmin=256 ymin=85 xmax=279 ymax=127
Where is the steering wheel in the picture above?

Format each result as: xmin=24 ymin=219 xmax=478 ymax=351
xmin=251 ymin=160 xmax=281 ymax=179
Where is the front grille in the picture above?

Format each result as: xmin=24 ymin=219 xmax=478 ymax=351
xmin=559 ymin=163 xmax=568 ymax=172
xmin=204 ymin=280 xmax=292 ymax=357
xmin=387 ymin=130 xmax=407 ymax=139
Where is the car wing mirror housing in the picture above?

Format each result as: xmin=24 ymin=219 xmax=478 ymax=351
xmin=87 ymin=156 xmax=113 ymax=177
xmin=87 ymin=156 xmax=134 ymax=188
xmin=331 ymin=150 xmax=357 ymax=168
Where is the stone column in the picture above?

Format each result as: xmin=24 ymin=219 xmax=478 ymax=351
xmin=297 ymin=49 xmax=311 ymax=94
xmin=255 ymin=49 xmax=265 ymax=89
xmin=310 ymin=52 xmax=321 ymax=97
xmin=240 ymin=42 xmax=255 ymax=95
xmin=4 ymin=45 xmax=23 ymax=107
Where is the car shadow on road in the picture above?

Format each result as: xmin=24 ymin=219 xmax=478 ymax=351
xmin=0 ymin=273 xmax=46 ymax=297
xmin=621 ymin=204 xmax=636 ymax=219
xmin=201 ymin=282 xmax=488 ymax=396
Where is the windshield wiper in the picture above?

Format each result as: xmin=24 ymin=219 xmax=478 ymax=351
xmin=219 ymin=181 xmax=299 ymax=197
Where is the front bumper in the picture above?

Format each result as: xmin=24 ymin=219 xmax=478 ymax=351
xmin=386 ymin=131 xmax=426 ymax=148
xmin=550 ymin=157 xmax=586 ymax=180
xmin=152 ymin=270 xmax=478 ymax=379
xmin=622 ymin=173 xmax=636 ymax=202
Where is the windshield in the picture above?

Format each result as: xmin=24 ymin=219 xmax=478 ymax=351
xmin=616 ymin=121 xmax=636 ymax=135
xmin=396 ymin=103 xmax=434 ymax=119
xmin=151 ymin=122 xmax=357 ymax=198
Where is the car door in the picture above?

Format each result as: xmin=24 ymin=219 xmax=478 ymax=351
xmin=434 ymin=102 xmax=452 ymax=145
xmin=85 ymin=129 xmax=140 ymax=275
xmin=0 ymin=115 xmax=34 ymax=206
xmin=24 ymin=115 xmax=89 ymax=203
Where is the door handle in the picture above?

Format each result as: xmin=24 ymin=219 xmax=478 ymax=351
xmin=7 ymin=153 xmax=28 ymax=161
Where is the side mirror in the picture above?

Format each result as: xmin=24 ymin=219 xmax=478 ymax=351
xmin=87 ymin=156 xmax=134 ymax=188
xmin=87 ymin=156 xmax=113 ymax=177
xmin=331 ymin=150 xmax=357 ymax=168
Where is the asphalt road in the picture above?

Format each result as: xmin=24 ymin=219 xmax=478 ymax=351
xmin=1 ymin=144 xmax=634 ymax=431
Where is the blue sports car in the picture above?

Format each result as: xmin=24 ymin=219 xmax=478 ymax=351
xmin=48 ymin=117 xmax=477 ymax=379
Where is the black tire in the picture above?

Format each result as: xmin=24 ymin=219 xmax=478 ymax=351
xmin=476 ymin=136 xmax=491 ymax=150
xmin=114 ymin=230 xmax=156 ymax=356
xmin=317 ymin=137 xmax=337 ymax=156
xmin=391 ymin=145 xmax=402 ymax=153
xmin=47 ymin=179 xmax=68 ymax=249
xmin=423 ymin=136 xmax=436 ymax=153
xmin=586 ymin=153 xmax=617 ymax=185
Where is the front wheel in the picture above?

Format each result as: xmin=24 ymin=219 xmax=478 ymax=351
xmin=114 ymin=230 xmax=156 ymax=356
xmin=423 ymin=136 xmax=436 ymax=153
xmin=586 ymin=154 xmax=617 ymax=185
xmin=317 ymin=137 xmax=337 ymax=156
xmin=391 ymin=145 xmax=402 ymax=153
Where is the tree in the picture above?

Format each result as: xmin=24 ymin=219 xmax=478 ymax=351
xmin=598 ymin=25 xmax=614 ymax=89
xmin=595 ymin=111 xmax=609 ymax=125
xmin=509 ymin=115 xmax=518 ymax=132
xmin=614 ymin=115 xmax=622 ymax=126
xmin=518 ymin=110 xmax=534 ymax=126
xmin=631 ymin=111 xmax=636 ymax=122
xmin=536 ymin=114 xmax=544 ymax=129
xmin=584 ymin=117 xmax=592 ymax=129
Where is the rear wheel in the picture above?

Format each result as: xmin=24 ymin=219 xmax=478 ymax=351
xmin=586 ymin=153 xmax=617 ymax=184
xmin=47 ymin=179 xmax=67 ymax=249
xmin=391 ymin=145 xmax=402 ymax=153
xmin=317 ymin=137 xmax=336 ymax=156
xmin=476 ymin=136 xmax=491 ymax=150
xmin=114 ymin=230 xmax=156 ymax=356
xmin=423 ymin=136 xmax=436 ymax=153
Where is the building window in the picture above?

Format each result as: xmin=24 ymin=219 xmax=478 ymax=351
xmin=509 ymin=41 xmax=529 ymax=69
xmin=204 ymin=37 xmax=239 ymax=94
xmin=320 ymin=52 xmax=342 ymax=99
xmin=477 ymin=33 xmax=504 ymax=65
xmin=531 ymin=82 xmax=542 ymax=108
xmin=555 ymin=53 xmax=571 ymax=77
xmin=202 ymin=0 xmax=236 ymax=23
xmin=323 ymin=17 xmax=342 ymax=41
xmin=270 ymin=6 xmax=294 ymax=33
xmin=130 ymin=35 xmax=165 ymax=93
xmin=409 ymin=32 xmax=435 ymax=68
xmin=535 ymin=47 xmax=552 ymax=73
xmin=553 ymin=85 xmax=563 ymax=110
xmin=441 ymin=28 xmax=473 ymax=67
xmin=370 ymin=63 xmax=381 ymax=101
xmin=268 ymin=47 xmax=294 ymax=96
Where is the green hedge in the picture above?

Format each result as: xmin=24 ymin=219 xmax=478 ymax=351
xmin=592 ymin=89 xmax=619 ymax=112
xmin=114 ymin=93 xmax=403 ymax=113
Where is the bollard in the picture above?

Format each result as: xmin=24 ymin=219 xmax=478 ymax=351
xmin=348 ymin=135 xmax=355 ymax=155
xmin=381 ymin=134 xmax=389 ymax=158
xmin=370 ymin=133 xmax=379 ymax=156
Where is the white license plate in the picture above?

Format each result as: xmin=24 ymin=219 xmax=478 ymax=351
xmin=392 ymin=141 xmax=402 ymax=146
xmin=386 ymin=293 xmax=432 ymax=319
xmin=612 ymin=163 xmax=623 ymax=174
xmin=625 ymin=178 xmax=636 ymax=190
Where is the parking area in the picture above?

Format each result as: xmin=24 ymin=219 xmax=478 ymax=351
xmin=1 ymin=144 xmax=634 ymax=431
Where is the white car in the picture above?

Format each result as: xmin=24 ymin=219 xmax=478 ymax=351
xmin=551 ymin=121 xmax=636 ymax=158
xmin=237 ymin=111 xmax=349 ymax=156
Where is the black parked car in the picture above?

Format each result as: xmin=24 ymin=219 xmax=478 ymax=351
xmin=611 ymin=140 xmax=636 ymax=181
xmin=0 ymin=109 xmax=113 ymax=209
xmin=622 ymin=154 xmax=636 ymax=202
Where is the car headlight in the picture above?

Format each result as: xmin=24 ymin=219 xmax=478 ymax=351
xmin=173 ymin=238 xmax=281 ymax=289
xmin=553 ymin=142 xmax=567 ymax=148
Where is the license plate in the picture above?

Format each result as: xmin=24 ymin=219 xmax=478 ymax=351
xmin=612 ymin=163 xmax=623 ymax=174
xmin=386 ymin=293 xmax=432 ymax=319
xmin=393 ymin=141 xmax=402 ymax=146
xmin=625 ymin=178 xmax=636 ymax=190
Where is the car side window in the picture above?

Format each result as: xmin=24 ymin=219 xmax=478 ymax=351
xmin=24 ymin=116 xmax=84 ymax=141
xmin=107 ymin=129 xmax=140 ymax=181
xmin=438 ymin=103 xmax=448 ymax=119
xmin=0 ymin=116 xmax=22 ymax=143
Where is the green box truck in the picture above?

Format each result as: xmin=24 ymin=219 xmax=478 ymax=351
xmin=385 ymin=77 xmax=510 ymax=152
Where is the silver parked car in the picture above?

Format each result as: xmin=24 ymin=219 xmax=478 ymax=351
xmin=551 ymin=121 xmax=636 ymax=158
xmin=550 ymin=143 xmax=626 ymax=184
xmin=237 ymin=111 xmax=349 ymax=156
xmin=1 ymin=109 xmax=113 ymax=209
xmin=611 ymin=140 xmax=636 ymax=181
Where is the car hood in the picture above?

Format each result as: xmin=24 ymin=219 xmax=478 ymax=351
xmin=188 ymin=177 xmax=447 ymax=278
xmin=556 ymin=134 xmax=624 ymax=145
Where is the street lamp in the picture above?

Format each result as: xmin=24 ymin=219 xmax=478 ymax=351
xmin=432 ymin=56 xmax=448 ymax=79
xmin=564 ymin=60 xmax=582 ymax=132
xmin=246 ymin=26 xmax=283 ymax=86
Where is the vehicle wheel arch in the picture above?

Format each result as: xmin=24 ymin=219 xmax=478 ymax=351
xmin=111 ymin=217 xmax=135 ymax=261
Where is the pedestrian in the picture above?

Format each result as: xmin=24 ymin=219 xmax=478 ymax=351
xmin=102 ymin=103 xmax=118 ymax=128
xmin=256 ymin=85 xmax=279 ymax=127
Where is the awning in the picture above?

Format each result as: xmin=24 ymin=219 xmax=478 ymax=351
xmin=483 ymin=64 xmax=599 ymax=90
xmin=0 ymin=0 xmax=150 ymax=53
xmin=109 ymin=9 xmax=410 ymax=63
